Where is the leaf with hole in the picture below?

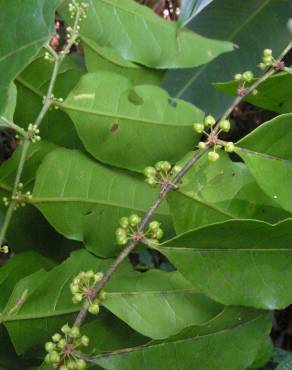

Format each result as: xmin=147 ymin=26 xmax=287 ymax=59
xmin=63 ymin=71 xmax=204 ymax=172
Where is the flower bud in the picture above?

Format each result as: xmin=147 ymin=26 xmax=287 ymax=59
xmin=89 ymin=303 xmax=100 ymax=315
xmin=171 ymin=165 xmax=182 ymax=176
xmin=208 ymin=151 xmax=219 ymax=162
xmin=119 ymin=216 xmax=129 ymax=228
xmin=76 ymin=359 xmax=87 ymax=370
xmin=198 ymin=141 xmax=206 ymax=149
xmin=193 ymin=123 xmax=204 ymax=133
xmin=129 ymin=214 xmax=141 ymax=227
xmin=52 ymin=333 xmax=61 ymax=342
xmin=263 ymin=49 xmax=272 ymax=57
xmin=242 ymin=71 xmax=254 ymax=82
xmin=116 ymin=235 xmax=127 ymax=246
xmin=219 ymin=119 xmax=230 ymax=132
xmin=234 ymin=73 xmax=242 ymax=82
xmin=143 ymin=166 xmax=156 ymax=178
xmin=70 ymin=326 xmax=80 ymax=339
xmin=45 ymin=341 xmax=56 ymax=352
xmin=224 ymin=142 xmax=235 ymax=153
xmin=61 ymin=324 xmax=71 ymax=334
xmin=204 ymin=115 xmax=216 ymax=127
xmin=149 ymin=221 xmax=160 ymax=231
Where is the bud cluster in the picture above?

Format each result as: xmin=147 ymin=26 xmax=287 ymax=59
xmin=45 ymin=324 xmax=88 ymax=369
xmin=27 ymin=123 xmax=41 ymax=143
xmin=68 ymin=1 xmax=89 ymax=19
xmin=258 ymin=49 xmax=278 ymax=70
xmin=144 ymin=161 xmax=182 ymax=189
xmin=116 ymin=214 xmax=164 ymax=246
xmin=44 ymin=51 xmax=55 ymax=63
xmin=70 ymin=270 xmax=106 ymax=315
xmin=193 ymin=115 xmax=235 ymax=163
xmin=3 ymin=183 xmax=32 ymax=209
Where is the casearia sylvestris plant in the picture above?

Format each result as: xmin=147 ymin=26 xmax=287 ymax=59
xmin=0 ymin=1 xmax=291 ymax=368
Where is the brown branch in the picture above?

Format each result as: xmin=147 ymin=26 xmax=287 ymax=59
xmin=55 ymin=41 xmax=292 ymax=368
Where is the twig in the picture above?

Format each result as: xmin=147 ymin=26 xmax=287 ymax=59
xmin=0 ymin=7 xmax=82 ymax=247
xmin=69 ymin=43 xmax=292 ymax=339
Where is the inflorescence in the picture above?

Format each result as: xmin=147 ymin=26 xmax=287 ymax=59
xmin=70 ymin=270 xmax=106 ymax=315
xmin=3 ymin=183 xmax=32 ymax=209
xmin=144 ymin=161 xmax=182 ymax=190
xmin=116 ymin=214 xmax=164 ymax=247
xmin=193 ymin=115 xmax=235 ymax=162
xmin=45 ymin=325 xmax=88 ymax=369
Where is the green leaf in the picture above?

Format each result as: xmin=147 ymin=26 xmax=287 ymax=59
xmin=215 ymin=72 xmax=292 ymax=114
xmin=103 ymin=268 xmax=222 ymax=339
xmin=235 ymin=113 xmax=292 ymax=214
xmin=1 ymin=249 xmax=222 ymax=354
xmin=159 ymin=219 xmax=292 ymax=309
xmin=276 ymin=356 xmax=292 ymax=370
xmin=91 ymin=307 xmax=271 ymax=370
xmin=0 ymin=0 xmax=62 ymax=113
xmin=167 ymin=152 xmax=291 ymax=233
xmin=59 ymin=0 xmax=232 ymax=69
xmin=178 ymin=0 xmax=214 ymax=28
xmin=32 ymin=148 xmax=172 ymax=257
xmin=84 ymin=41 xmax=163 ymax=86
xmin=15 ymin=53 xmax=85 ymax=149
xmin=0 ymin=252 xmax=55 ymax=311
xmin=62 ymin=71 xmax=203 ymax=172
xmin=162 ymin=0 xmax=292 ymax=115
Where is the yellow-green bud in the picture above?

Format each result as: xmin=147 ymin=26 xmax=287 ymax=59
xmin=193 ymin=123 xmax=204 ymax=133
xmin=219 ymin=119 xmax=230 ymax=132
xmin=224 ymin=142 xmax=235 ymax=153
xmin=204 ymin=115 xmax=216 ymax=127
xmin=208 ymin=151 xmax=219 ymax=162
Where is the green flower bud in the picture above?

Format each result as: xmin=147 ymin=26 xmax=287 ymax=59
xmin=258 ymin=62 xmax=266 ymax=71
xmin=49 ymin=351 xmax=60 ymax=363
xmin=263 ymin=48 xmax=272 ymax=57
xmin=57 ymin=338 xmax=66 ymax=349
xmin=52 ymin=333 xmax=62 ymax=342
xmin=219 ymin=119 xmax=231 ymax=132
xmin=171 ymin=165 xmax=182 ymax=176
xmin=119 ymin=216 xmax=129 ymax=228
xmin=60 ymin=365 xmax=69 ymax=370
xmin=224 ymin=142 xmax=235 ymax=153
xmin=193 ymin=123 xmax=204 ymax=133
xmin=143 ymin=166 xmax=156 ymax=178
xmin=116 ymin=235 xmax=127 ymax=246
xmin=155 ymin=228 xmax=164 ymax=240
xmin=145 ymin=176 xmax=156 ymax=186
xmin=61 ymin=324 xmax=71 ymax=334
xmin=45 ymin=353 xmax=51 ymax=364
xmin=129 ymin=214 xmax=141 ymax=227
xmin=89 ymin=303 xmax=100 ymax=315
xmin=81 ymin=335 xmax=90 ymax=346
xmin=45 ymin=341 xmax=56 ymax=352
xmin=73 ymin=293 xmax=83 ymax=303
xmin=154 ymin=161 xmax=164 ymax=170
xmin=70 ymin=283 xmax=79 ymax=294
xmin=85 ymin=270 xmax=95 ymax=279
xmin=76 ymin=359 xmax=87 ymax=370
xmin=204 ymin=115 xmax=216 ymax=127
xmin=263 ymin=56 xmax=272 ymax=65
xmin=149 ymin=221 xmax=160 ymax=231
xmin=67 ymin=360 xmax=77 ymax=370
xmin=94 ymin=272 xmax=104 ymax=283
xmin=70 ymin=326 xmax=80 ymax=339
xmin=198 ymin=141 xmax=207 ymax=150
xmin=234 ymin=73 xmax=242 ymax=82
xmin=251 ymin=89 xmax=258 ymax=96
xmin=161 ymin=161 xmax=171 ymax=172
xmin=208 ymin=151 xmax=220 ymax=162
xmin=242 ymin=71 xmax=254 ymax=82
xmin=115 ymin=227 xmax=127 ymax=237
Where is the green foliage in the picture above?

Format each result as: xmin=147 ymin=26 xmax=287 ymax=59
xmin=1 ymin=0 xmax=292 ymax=368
